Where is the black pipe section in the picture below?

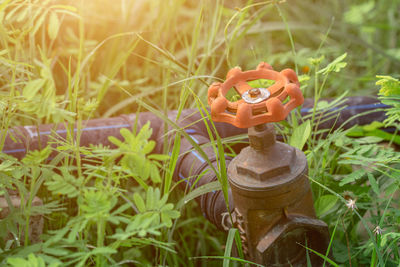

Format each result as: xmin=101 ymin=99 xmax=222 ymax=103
xmin=167 ymin=109 xmax=244 ymax=228
xmin=2 ymin=97 xmax=389 ymax=230
xmin=302 ymin=96 xmax=389 ymax=130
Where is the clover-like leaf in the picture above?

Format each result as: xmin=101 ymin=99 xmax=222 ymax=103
xmin=317 ymin=53 xmax=347 ymax=75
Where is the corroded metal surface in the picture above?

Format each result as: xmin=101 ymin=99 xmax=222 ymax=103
xmin=227 ymin=125 xmax=329 ymax=266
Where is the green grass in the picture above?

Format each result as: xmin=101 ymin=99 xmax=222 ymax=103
xmin=1 ymin=0 xmax=400 ymax=266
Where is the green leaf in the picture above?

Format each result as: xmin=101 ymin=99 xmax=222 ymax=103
xmin=346 ymin=121 xmax=400 ymax=145
xmin=7 ymin=257 xmax=29 ymax=267
xmin=216 ymin=132 xmax=230 ymax=211
xmin=141 ymin=159 xmax=151 ymax=180
xmin=143 ymin=140 xmax=155 ymax=154
xmin=177 ymin=180 xmax=221 ymax=209
xmin=48 ymin=12 xmax=60 ymax=40
xmin=0 ymin=160 xmax=15 ymax=172
xmin=113 ymin=125 xmax=166 ymax=186
xmin=377 ymin=75 xmax=400 ymax=126
xmin=148 ymin=154 xmax=170 ymax=161
xmin=23 ymin=79 xmax=46 ymax=100
xmin=7 ymin=253 xmax=49 ymax=267
xmin=160 ymin=203 xmax=174 ymax=212
xmin=317 ymin=53 xmax=347 ymax=75
xmin=158 ymin=192 xmax=168 ymax=206
xmin=289 ymin=120 xmax=311 ymax=150
xmin=22 ymin=145 xmax=52 ymax=165
xmin=16 ymin=6 xmax=28 ymax=22
xmin=137 ymin=122 xmax=152 ymax=140
xmin=79 ymin=190 xmax=117 ymax=220
xmin=42 ymin=247 xmax=70 ymax=256
xmin=316 ymin=100 xmax=330 ymax=109
xmin=344 ymin=1 xmax=374 ymax=24
xmin=150 ymin=163 xmax=161 ymax=183
xmin=362 ymin=121 xmax=385 ymax=131
xmin=301 ymin=246 xmax=339 ymax=267
xmin=161 ymin=211 xmax=172 ymax=227
xmin=298 ymin=74 xmax=310 ymax=86
xmin=308 ymin=55 xmax=325 ymax=66
xmin=165 ymin=209 xmax=180 ymax=219
xmin=367 ymin=173 xmax=380 ymax=195
xmin=146 ymin=187 xmax=155 ymax=210
xmin=44 ymin=226 xmax=69 ymax=246
xmin=108 ymin=136 xmax=122 ymax=147
xmin=32 ymin=10 xmax=48 ymax=36
xmin=385 ymin=182 xmax=398 ymax=196
xmin=164 ymin=132 xmax=180 ymax=195
xmin=51 ymin=5 xmax=78 ymax=12
xmin=339 ymin=169 xmax=365 ymax=186
xmin=223 ymin=228 xmax=238 ymax=267
xmin=377 ymin=75 xmax=400 ymax=97
xmin=91 ymin=247 xmax=117 ymax=255
xmin=67 ymin=220 xmax=87 ymax=243
xmin=120 ymin=128 xmax=133 ymax=143
xmin=44 ymin=167 xmax=82 ymax=198
xmin=315 ymin=195 xmax=338 ymax=217
xmin=133 ymin=193 xmax=146 ymax=213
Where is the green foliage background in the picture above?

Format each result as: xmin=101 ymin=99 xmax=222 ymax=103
xmin=0 ymin=0 xmax=399 ymax=266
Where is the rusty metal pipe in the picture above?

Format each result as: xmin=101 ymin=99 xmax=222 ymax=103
xmin=2 ymin=96 xmax=388 ymax=232
xmin=3 ymin=96 xmax=387 ymax=158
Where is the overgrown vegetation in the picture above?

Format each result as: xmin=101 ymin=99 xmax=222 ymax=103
xmin=0 ymin=0 xmax=399 ymax=266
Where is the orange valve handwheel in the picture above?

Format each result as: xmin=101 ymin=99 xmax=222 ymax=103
xmin=207 ymin=62 xmax=304 ymax=128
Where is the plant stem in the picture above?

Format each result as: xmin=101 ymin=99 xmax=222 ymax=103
xmin=96 ymin=218 xmax=105 ymax=266
xmin=341 ymin=210 xmax=352 ymax=267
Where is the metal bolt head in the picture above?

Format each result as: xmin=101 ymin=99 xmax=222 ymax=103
xmin=242 ymin=88 xmax=271 ymax=104
xmin=249 ymin=88 xmax=261 ymax=98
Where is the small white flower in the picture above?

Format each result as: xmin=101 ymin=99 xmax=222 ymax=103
xmin=373 ymin=226 xmax=383 ymax=235
xmin=345 ymin=198 xmax=357 ymax=211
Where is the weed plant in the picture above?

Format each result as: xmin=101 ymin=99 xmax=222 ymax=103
xmin=0 ymin=0 xmax=399 ymax=266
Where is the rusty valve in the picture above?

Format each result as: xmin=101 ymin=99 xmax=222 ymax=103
xmin=208 ymin=63 xmax=329 ymax=266
xmin=207 ymin=62 xmax=304 ymax=128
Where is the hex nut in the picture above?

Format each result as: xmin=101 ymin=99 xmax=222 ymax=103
xmin=248 ymin=124 xmax=276 ymax=151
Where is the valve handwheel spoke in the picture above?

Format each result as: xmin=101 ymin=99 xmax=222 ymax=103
xmin=234 ymin=81 xmax=252 ymax=95
xmin=207 ymin=62 xmax=304 ymax=128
